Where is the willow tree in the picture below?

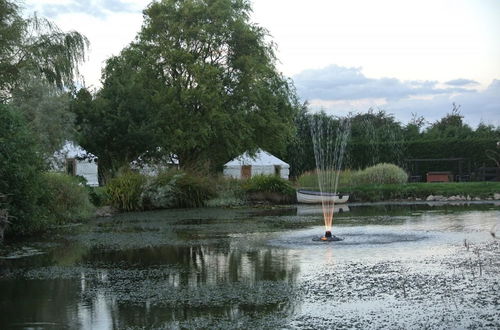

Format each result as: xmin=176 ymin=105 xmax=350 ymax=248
xmin=134 ymin=0 xmax=299 ymax=169
xmin=0 ymin=0 xmax=88 ymax=102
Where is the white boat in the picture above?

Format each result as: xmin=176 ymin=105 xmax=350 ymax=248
xmin=296 ymin=189 xmax=349 ymax=204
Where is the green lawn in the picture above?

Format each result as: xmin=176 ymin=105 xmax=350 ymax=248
xmin=346 ymin=182 xmax=500 ymax=202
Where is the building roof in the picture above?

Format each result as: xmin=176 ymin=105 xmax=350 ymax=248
xmin=56 ymin=141 xmax=96 ymax=160
xmin=224 ymin=149 xmax=289 ymax=167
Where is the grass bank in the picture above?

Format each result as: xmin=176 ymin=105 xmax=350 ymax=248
xmin=348 ymin=182 xmax=500 ymax=202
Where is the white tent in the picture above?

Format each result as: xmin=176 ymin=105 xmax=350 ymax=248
xmin=52 ymin=141 xmax=99 ymax=187
xmin=223 ymin=149 xmax=290 ymax=179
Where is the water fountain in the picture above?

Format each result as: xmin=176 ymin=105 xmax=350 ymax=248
xmin=309 ymin=115 xmax=351 ymax=242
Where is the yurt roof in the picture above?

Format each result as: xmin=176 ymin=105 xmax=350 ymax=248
xmin=225 ymin=149 xmax=289 ymax=167
xmin=58 ymin=141 xmax=96 ymax=159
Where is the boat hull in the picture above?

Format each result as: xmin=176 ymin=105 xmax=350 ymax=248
xmin=296 ymin=190 xmax=349 ymax=204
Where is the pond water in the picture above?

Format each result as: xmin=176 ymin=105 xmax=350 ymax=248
xmin=1 ymin=202 xmax=499 ymax=329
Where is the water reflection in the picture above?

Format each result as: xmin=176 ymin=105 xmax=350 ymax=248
xmin=0 ymin=203 xmax=499 ymax=328
xmin=0 ymin=241 xmax=300 ymax=328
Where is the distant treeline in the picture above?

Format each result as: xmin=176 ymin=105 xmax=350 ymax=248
xmin=285 ymin=106 xmax=500 ymax=178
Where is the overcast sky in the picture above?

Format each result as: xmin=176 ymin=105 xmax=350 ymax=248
xmin=24 ymin=0 xmax=500 ymax=127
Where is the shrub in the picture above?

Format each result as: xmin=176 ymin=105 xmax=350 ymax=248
xmin=40 ymin=173 xmax=94 ymax=223
xmin=242 ymin=175 xmax=295 ymax=196
xmin=0 ymin=104 xmax=47 ymax=235
xmin=141 ymin=170 xmax=182 ymax=209
xmin=105 ymin=171 xmax=146 ymax=211
xmin=140 ymin=170 xmax=216 ymax=209
xmin=352 ymin=163 xmax=408 ymax=185
xmin=206 ymin=176 xmax=247 ymax=207
xmin=87 ymin=186 xmax=107 ymax=207
xmin=175 ymin=172 xmax=216 ymax=208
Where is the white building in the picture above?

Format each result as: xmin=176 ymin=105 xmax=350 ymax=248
xmin=223 ymin=149 xmax=290 ymax=179
xmin=52 ymin=141 xmax=99 ymax=187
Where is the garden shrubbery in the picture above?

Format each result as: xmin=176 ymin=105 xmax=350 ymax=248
xmin=0 ymin=105 xmax=47 ymax=235
xmin=106 ymin=169 xmax=216 ymax=211
xmin=40 ymin=173 xmax=94 ymax=223
xmin=205 ymin=177 xmax=246 ymax=207
xmin=242 ymin=174 xmax=295 ymax=196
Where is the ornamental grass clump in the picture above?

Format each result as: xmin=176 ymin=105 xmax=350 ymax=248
xmin=105 ymin=171 xmax=147 ymax=211
xmin=352 ymin=163 xmax=408 ymax=185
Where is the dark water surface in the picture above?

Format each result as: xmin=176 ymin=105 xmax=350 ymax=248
xmin=1 ymin=203 xmax=499 ymax=329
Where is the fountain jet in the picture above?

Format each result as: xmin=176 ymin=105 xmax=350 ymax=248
xmin=310 ymin=116 xmax=351 ymax=242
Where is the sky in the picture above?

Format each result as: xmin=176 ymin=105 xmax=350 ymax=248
xmin=24 ymin=0 xmax=500 ymax=127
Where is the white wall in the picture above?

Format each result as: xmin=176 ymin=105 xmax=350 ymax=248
xmin=76 ymin=160 xmax=99 ymax=187
xmin=223 ymin=165 xmax=289 ymax=179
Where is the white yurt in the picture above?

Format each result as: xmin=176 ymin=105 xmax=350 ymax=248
xmin=52 ymin=141 xmax=99 ymax=187
xmin=223 ymin=149 xmax=290 ymax=179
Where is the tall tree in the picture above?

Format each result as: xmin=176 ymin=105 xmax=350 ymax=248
xmin=11 ymin=73 xmax=74 ymax=158
xmin=71 ymin=49 xmax=158 ymax=182
xmin=135 ymin=0 xmax=299 ymax=169
xmin=0 ymin=0 xmax=88 ymax=102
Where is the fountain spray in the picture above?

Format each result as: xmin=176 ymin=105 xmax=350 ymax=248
xmin=310 ymin=115 xmax=351 ymax=241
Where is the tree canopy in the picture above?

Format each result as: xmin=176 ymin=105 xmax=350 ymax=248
xmin=74 ymin=0 xmax=299 ymax=175
xmin=0 ymin=0 xmax=88 ymax=102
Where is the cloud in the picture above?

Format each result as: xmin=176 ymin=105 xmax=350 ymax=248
xmin=293 ymin=65 xmax=471 ymax=101
xmin=294 ymin=65 xmax=500 ymax=127
xmin=445 ymin=79 xmax=479 ymax=86
xmin=27 ymin=0 xmax=145 ymax=19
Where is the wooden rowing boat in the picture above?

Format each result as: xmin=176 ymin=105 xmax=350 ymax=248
xmin=296 ymin=189 xmax=349 ymax=204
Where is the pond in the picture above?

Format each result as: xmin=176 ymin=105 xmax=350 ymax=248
xmin=1 ymin=202 xmax=499 ymax=329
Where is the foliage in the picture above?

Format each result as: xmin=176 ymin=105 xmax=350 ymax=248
xmin=141 ymin=170 xmax=182 ymax=210
xmin=174 ymin=172 xmax=217 ymax=208
xmin=74 ymin=0 xmax=300 ymax=176
xmin=242 ymin=175 xmax=295 ymax=196
xmin=351 ymin=163 xmax=408 ymax=185
xmin=87 ymin=186 xmax=107 ymax=207
xmin=40 ymin=172 xmax=94 ymax=223
xmin=105 ymin=171 xmax=147 ymax=211
xmin=296 ymin=169 xmax=356 ymax=191
xmin=349 ymin=182 xmax=500 ymax=202
xmin=11 ymin=74 xmax=74 ymax=157
xmin=285 ymin=105 xmax=500 ymax=178
xmin=71 ymin=56 xmax=158 ymax=182
xmin=0 ymin=0 xmax=88 ymax=101
xmin=0 ymin=104 xmax=47 ymax=235
xmin=206 ymin=176 xmax=247 ymax=207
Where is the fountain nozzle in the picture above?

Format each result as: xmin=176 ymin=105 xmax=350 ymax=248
xmin=325 ymin=230 xmax=332 ymax=238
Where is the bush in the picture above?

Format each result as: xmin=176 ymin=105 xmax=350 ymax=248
xmin=206 ymin=176 xmax=247 ymax=207
xmin=87 ymin=186 xmax=107 ymax=207
xmin=352 ymin=163 xmax=408 ymax=185
xmin=105 ymin=171 xmax=147 ymax=211
xmin=141 ymin=170 xmax=182 ymax=209
xmin=175 ymin=172 xmax=216 ymax=208
xmin=140 ymin=170 xmax=216 ymax=209
xmin=242 ymin=175 xmax=295 ymax=196
xmin=0 ymin=104 xmax=47 ymax=235
xmin=40 ymin=173 xmax=94 ymax=223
